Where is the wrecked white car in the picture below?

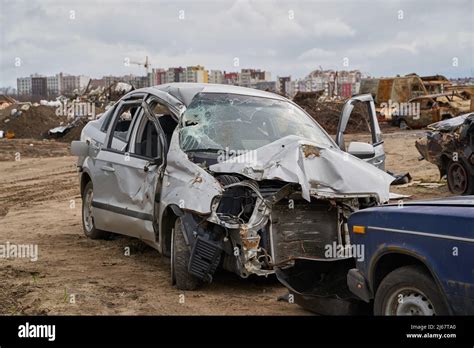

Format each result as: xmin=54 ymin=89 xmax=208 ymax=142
xmin=71 ymin=83 xmax=394 ymax=290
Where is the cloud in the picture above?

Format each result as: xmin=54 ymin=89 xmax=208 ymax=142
xmin=0 ymin=0 xmax=472 ymax=87
xmin=312 ymin=18 xmax=356 ymax=37
xmin=298 ymin=48 xmax=335 ymax=60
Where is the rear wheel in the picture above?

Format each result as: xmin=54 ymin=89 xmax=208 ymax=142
xmin=171 ymin=218 xmax=202 ymax=290
xmin=82 ymin=181 xmax=109 ymax=239
xmin=447 ymin=160 xmax=474 ymax=195
xmin=374 ymin=265 xmax=449 ymax=315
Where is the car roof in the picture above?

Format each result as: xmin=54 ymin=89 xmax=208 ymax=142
xmin=152 ymin=82 xmax=288 ymax=107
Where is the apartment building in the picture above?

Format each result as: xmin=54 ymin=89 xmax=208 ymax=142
xmin=17 ymin=77 xmax=32 ymax=95
xmin=46 ymin=74 xmax=63 ymax=97
xmin=60 ymin=74 xmax=90 ymax=94
xmin=182 ymin=65 xmax=208 ymax=83
xmin=31 ymin=76 xmax=47 ymax=98
xmin=239 ymin=69 xmax=271 ymax=88
xmin=287 ymin=70 xmax=362 ymax=98
xmin=208 ymin=70 xmax=224 ymax=84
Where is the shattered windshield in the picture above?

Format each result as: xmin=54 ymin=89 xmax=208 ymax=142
xmin=180 ymin=93 xmax=334 ymax=152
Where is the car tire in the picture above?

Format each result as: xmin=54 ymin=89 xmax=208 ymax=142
xmin=171 ymin=218 xmax=201 ymax=290
xmin=447 ymin=160 xmax=474 ymax=195
xmin=374 ymin=265 xmax=449 ymax=315
xmin=82 ymin=181 xmax=109 ymax=240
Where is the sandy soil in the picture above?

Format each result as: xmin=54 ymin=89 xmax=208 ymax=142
xmin=0 ymin=132 xmax=452 ymax=315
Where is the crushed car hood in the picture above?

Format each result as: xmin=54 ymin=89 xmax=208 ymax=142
xmin=427 ymin=113 xmax=471 ymax=131
xmin=209 ymin=135 xmax=394 ymax=202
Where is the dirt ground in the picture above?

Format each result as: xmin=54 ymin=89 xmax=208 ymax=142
xmin=0 ymin=131 xmax=451 ymax=315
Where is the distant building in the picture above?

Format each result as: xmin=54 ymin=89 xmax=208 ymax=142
xmin=277 ymin=76 xmax=291 ymax=96
xmin=287 ymin=70 xmax=362 ymax=98
xmin=31 ymin=76 xmax=47 ymax=98
xmin=46 ymin=73 xmax=63 ymax=97
xmin=61 ymin=74 xmax=90 ymax=94
xmin=223 ymin=72 xmax=240 ymax=85
xmin=239 ymin=69 xmax=271 ymax=88
xmin=166 ymin=67 xmax=185 ymax=83
xmin=150 ymin=68 xmax=166 ymax=85
xmin=208 ymin=70 xmax=224 ymax=84
xmin=182 ymin=65 xmax=208 ymax=83
xmin=14 ymin=66 xmax=265 ymax=99
xmin=127 ymin=75 xmax=149 ymax=89
xmin=17 ymin=77 xmax=32 ymax=95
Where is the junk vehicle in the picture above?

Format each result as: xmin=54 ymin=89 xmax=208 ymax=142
xmin=277 ymin=196 xmax=474 ymax=315
xmin=416 ymin=113 xmax=474 ymax=195
xmin=391 ymin=92 xmax=473 ymax=129
xmin=360 ymin=74 xmax=473 ymax=128
xmin=71 ymin=83 xmax=393 ymax=290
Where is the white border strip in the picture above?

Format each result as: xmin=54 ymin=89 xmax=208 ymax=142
xmin=368 ymin=226 xmax=474 ymax=243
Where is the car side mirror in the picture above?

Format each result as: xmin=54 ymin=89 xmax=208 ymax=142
xmin=347 ymin=142 xmax=375 ymax=159
xmin=71 ymin=141 xmax=89 ymax=157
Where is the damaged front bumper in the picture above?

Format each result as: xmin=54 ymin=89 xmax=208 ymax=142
xmin=180 ymin=178 xmax=381 ymax=282
xmin=176 ymin=136 xmax=394 ymax=283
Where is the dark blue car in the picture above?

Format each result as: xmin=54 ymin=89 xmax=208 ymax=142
xmin=347 ymin=196 xmax=474 ymax=315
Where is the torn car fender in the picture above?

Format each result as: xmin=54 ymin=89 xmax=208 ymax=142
xmin=160 ymin=133 xmax=223 ymax=215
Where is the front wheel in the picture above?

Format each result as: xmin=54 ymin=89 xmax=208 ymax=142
xmin=374 ymin=265 xmax=449 ymax=315
xmin=171 ymin=218 xmax=202 ymax=290
xmin=447 ymin=160 xmax=474 ymax=195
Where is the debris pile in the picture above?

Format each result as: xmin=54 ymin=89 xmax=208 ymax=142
xmin=52 ymin=117 xmax=89 ymax=143
xmin=80 ymin=81 xmax=133 ymax=107
xmin=0 ymin=95 xmax=17 ymax=110
xmin=293 ymin=92 xmax=370 ymax=134
xmin=0 ymin=102 xmax=101 ymax=142
xmin=0 ymin=104 xmax=64 ymax=139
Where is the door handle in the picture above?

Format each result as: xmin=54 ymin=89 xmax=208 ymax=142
xmin=101 ymin=165 xmax=115 ymax=172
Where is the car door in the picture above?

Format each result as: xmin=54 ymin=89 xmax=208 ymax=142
xmin=335 ymin=94 xmax=386 ymax=170
xmin=91 ymin=93 xmax=170 ymax=243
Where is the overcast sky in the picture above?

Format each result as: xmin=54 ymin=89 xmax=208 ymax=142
xmin=0 ymin=0 xmax=473 ymax=87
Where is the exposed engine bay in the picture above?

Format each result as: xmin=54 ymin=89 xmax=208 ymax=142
xmin=178 ymin=164 xmax=380 ymax=282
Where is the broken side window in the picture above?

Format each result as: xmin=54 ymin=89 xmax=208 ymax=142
xmin=108 ymin=102 xmax=142 ymax=151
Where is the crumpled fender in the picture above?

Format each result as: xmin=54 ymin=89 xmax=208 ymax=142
xmin=161 ymin=133 xmax=223 ymax=214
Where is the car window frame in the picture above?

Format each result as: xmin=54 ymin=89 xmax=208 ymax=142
xmin=128 ymin=112 xmax=162 ymax=160
xmin=105 ymin=99 xmax=144 ymax=151
xmin=101 ymin=92 xmax=176 ymax=162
